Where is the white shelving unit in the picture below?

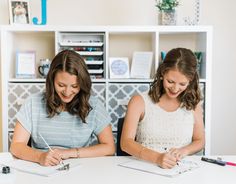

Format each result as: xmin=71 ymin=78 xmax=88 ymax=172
xmin=0 ymin=25 xmax=212 ymax=154
xmin=56 ymin=32 xmax=105 ymax=79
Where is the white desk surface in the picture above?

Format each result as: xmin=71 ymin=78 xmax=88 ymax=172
xmin=1 ymin=155 xmax=236 ymax=184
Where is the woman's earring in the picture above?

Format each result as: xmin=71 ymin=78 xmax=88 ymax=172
xmin=160 ymin=77 xmax=163 ymax=80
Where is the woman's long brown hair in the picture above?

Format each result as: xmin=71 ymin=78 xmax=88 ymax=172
xmin=44 ymin=50 xmax=92 ymax=123
xmin=148 ymin=48 xmax=202 ymax=110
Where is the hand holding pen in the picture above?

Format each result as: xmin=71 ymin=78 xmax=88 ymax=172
xmin=156 ymin=151 xmax=178 ymax=169
xmin=156 ymin=147 xmax=188 ymax=169
xmin=38 ymin=133 xmax=64 ymax=166
xmin=168 ymin=148 xmax=188 ymax=161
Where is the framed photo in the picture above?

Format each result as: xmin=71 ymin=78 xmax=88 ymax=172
xmin=9 ymin=0 xmax=30 ymax=25
xmin=130 ymin=52 xmax=153 ymax=79
xmin=109 ymin=57 xmax=129 ymax=79
xmin=15 ymin=51 xmax=36 ymax=78
xmin=177 ymin=0 xmax=200 ymax=25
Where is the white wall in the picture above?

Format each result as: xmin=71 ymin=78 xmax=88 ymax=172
xmin=201 ymin=0 xmax=236 ymax=154
xmin=0 ymin=0 xmax=236 ymax=154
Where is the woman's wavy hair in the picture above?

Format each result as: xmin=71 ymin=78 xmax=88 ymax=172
xmin=148 ymin=48 xmax=202 ymax=110
xmin=44 ymin=49 xmax=92 ymax=123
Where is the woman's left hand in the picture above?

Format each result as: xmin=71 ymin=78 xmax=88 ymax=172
xmin=52 ymin=148 xmax=72 ymax=159
xmin=168 ymin=148 xmax=188 ymax=161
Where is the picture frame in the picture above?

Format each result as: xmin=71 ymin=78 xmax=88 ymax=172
xmin=109 ymin=57 xmax=130 ymax=79
xmin=177 ymin=0 xmax=200 ymax=25
xmin=130 ymin=52 xmax=153 ymax=79
xmin=9 ymin=0 xmax=30 ymax=25
xmin=15 ymin=51 xmax=36 ymax=78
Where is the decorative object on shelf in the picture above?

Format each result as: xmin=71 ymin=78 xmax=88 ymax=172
xmin=38 ymin=58 xmax=51 ymax=78
xmin=194 ymin=51 xmax=203 ymax=76
xmin=177 ymin=0 xmax=200 ymax=25
xmin=15 ymin=51 xmax=36 ymax=78
xmin=32 ymin=0 xmax=47 ymax=25
xmin=109 ymin=57 xmax=129 ymax=79
xmin=160 ymin=51 xmax=166 ymax=62
xmin=155 ymin=0 xmax=179 ymax=25
xmin=130 ymin=52 xmax=153 ymax=79
xmin=9 ymin=0 xmax=30 ymax=25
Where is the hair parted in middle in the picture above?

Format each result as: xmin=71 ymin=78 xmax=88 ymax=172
xmin=44 ymin=49 xmax=92 ymax=123
xmin=148 ymin=47 xmax=202 ymax=110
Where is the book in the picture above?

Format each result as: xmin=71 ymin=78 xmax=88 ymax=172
xmin=118 ymin=158 xmax=199 ymax=177
xmin=0 ymin=152 xmax=81 ymax=177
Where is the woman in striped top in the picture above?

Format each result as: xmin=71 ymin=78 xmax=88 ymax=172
xmin=10 ymin=50 xmax=115 ymax=166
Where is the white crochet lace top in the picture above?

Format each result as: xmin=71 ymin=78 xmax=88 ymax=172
xmin=136 ymin=92 xmax=194 ymax=153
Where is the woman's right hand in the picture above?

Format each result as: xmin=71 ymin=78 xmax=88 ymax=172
xmin=156 ymin=152 xmax=178 ymax=169
xmin=38 ymin=150 xmax=62 ymax=166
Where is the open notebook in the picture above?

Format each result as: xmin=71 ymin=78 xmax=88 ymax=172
xmin=118 ymin=157 xmax=199 ymax=177
xmin=0 ymin=152 xmax=81 ymax=177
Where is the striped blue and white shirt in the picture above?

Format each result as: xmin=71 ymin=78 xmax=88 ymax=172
xmin=16 ymin=92 xmax=111 ymax=150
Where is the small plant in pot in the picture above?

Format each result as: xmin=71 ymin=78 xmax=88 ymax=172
xmin=155 ymin=0 xmax=180 ymax=25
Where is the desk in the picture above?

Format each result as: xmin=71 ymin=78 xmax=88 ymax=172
xmin=1 ymin=156 xmax=236 ymax=184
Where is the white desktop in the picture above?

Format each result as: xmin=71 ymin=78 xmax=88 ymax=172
xmin=0 ymin=153 xmax=236 ymax=184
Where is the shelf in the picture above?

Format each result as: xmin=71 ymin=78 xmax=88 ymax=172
xmin=85 ymin=60 xmax=104 ymax=65
xmin=91 ymin=79 xmax=106 ymax=82
xmin=59 ymin=42 xmax=104 ymax=47
xmin=108 ymin=78 xmax=153 ymax=83
xmin=9 ymin=78 xmax=46 ymax=83
xmin=88 ymin=69 xmax=104 ymax=74
xmin=76 ymin=51 xmax=103 ymax=56
xmin=8 ymin=78 xmax=205 ymax=83
xmin=9 ymin=78 xmax=108 ymax=82
xmin=199 ymin=79 xmax=206 ymax=83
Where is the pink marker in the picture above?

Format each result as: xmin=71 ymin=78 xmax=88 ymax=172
xmin=226 ymin=162 xmax=236 ymax=166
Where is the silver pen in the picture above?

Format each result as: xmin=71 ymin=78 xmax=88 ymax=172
xmin=38 ymin=132 xmax=65 ymax=167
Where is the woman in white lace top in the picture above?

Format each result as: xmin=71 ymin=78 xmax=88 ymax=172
xmin=121 ymin=48 xmax=205 ymax=169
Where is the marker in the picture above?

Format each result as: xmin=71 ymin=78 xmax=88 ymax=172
xmin=226 ymin=161 xmax=236 ymax=166
xmin=201 ymin=157 xmax=226 ymax=166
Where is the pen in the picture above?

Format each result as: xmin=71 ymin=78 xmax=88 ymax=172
xmin=201 ymin=157 xmax=226 ymax=166
xmin=38 ymin=132 xmax=65 ymax=166
xmin=38 ymin=132 xmax=53 ymax=152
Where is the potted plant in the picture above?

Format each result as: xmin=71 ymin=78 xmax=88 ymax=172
xmin=155 ymin=0 xmax=180 ymax=25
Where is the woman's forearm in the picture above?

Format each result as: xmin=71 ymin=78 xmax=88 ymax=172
xmin=10 ymin=142 xmax=43 ymax=164
xmin=182 ymin=139 xmax=205 ymax=156
xmin=121 ymin=138 xmax=160 ymax=163
xmin=75 ymin=143 xmax=115 ymax=158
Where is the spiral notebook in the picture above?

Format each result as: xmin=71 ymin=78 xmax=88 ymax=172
xmin=118 ymin=158 xmax=199 ymax=177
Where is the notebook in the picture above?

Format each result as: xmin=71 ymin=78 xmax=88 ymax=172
xmin=0 ymin=152 xmax=81 ymax=177
xmin=118 ymin=158 xmax=199 ymax=177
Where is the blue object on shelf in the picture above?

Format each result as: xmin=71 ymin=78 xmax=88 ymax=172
xmin=161 ymin=51 xmax=166 ymax=61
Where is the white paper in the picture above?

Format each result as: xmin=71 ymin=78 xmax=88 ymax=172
xmin=118 ymin=158 xmax=199 ymax=177
xmin=130 ymin=52 xmax=153 ymax=79
xmin=0 ymin=153 xmax=81 ymax=177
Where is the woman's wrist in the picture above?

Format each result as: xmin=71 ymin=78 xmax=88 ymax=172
xmin=155 ymin=152 xmax=161 ymax=164
xmin=74 ymin=148 xmax=80 ymax=158
xmin=138 ymin=147 xmax=146 ymax=159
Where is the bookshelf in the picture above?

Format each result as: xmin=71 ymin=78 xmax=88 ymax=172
xmin=0 ymin=25 xmax=212 ymax=154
